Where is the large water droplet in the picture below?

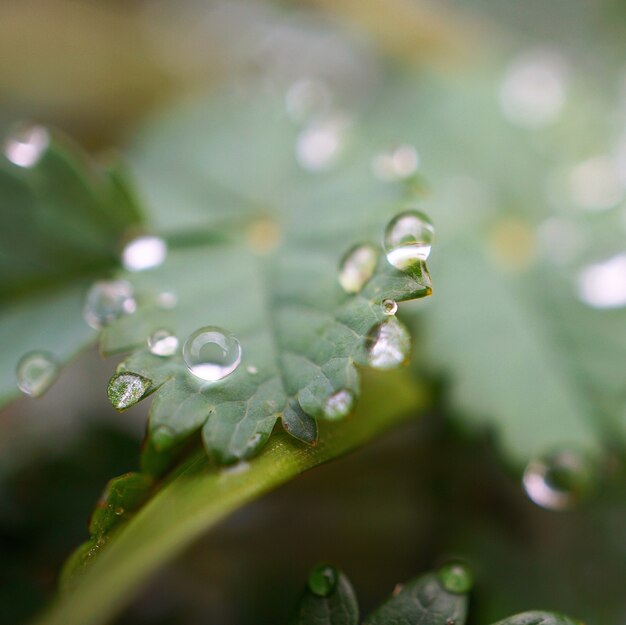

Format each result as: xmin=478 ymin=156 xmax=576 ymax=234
xmin=437 ymin=562 xmax=473 ymax=594
xmin=122 ymin=235 xmax=167 ymax=272
xmin=322 ymin=389 xmax=355 ymax=420
xmin=107 ymin=372 xmax=151 ymax=410
xmin=384 ymin=210 xmax=434 ymax=270
xmin=183 ymin=326 xmax=242 ymax=382
xmin=382 ymin=299 xmax=398 ymax=315
xmin=4 ymin=123 xmax=50 ymax=168
xmin=365 ymin=317 xmax=411 ymax=369
xmin=16 ymin=351 xmax=59 ymax=397
xmin=148 ymin=329 xmax=179 ymax=357
xmin=308 ymin=564 xmax=338 ymax=597
xmin=577 ymin=253 xmax=626 ymax=309
xmin=83 ymin=280 xmax=137 ymax=329
xmin=338 ymin=243 xmax=378 ymax=293
xmin=523 ymin=450 xmax=595 ymax=511
xmin=372 ymin=144 xmax=419 ymax=181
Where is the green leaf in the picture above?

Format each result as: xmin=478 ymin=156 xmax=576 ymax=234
xmin=289 ymin=564 xmax=358 ymax=625
xmin=0 ymin=129 xmax=142 ymax=406
xmin=363 ymin=567 xmax=470 ymax=625
xmin=490 ymin=612 xmax=582 ymax=625
xmin=34 ymin=369 xmax=425 ymax=625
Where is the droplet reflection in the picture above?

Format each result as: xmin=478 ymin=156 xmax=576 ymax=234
xmin=183 ymin=326 xmax=242 ymax=382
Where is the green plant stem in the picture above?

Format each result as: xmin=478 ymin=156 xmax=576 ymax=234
xmin=34 ymin=369 xmax=427 ymax=625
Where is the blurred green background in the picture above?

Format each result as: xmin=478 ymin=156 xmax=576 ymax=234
xmin=1 ymin=1 xmax=625 ymax=624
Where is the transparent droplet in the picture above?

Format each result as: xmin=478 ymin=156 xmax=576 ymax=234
xmin=16 ymin=351 xmax=59 ymax=397
xmin=107 ymin=372 xmax=151 ymax=410
xmin=114 ymin=507 xmax=125 ymax=516
xmin=372 ymin=144 xmax=419 ymax=181
xmin=322 ymin=389 xmax=355 ymax=420
xmin=568 ymin=155 xmax=624 ymax=212
xmin=285 ymin=77 xmax=331 ymax=123
xmin=384 ymin=210 xmax=434 ymax=269
xmin=122 ymin=235 xmax=167 ymax=272
xmin=523 ymin=450 xmax=596 ymax=511
xmin=148 ymin=329 xmax=179 ymax=357
xmin=338 ymin=243 xmax=378 ymax=293
xmin=365 ymin=317 xmax=411 ymax=370
xmin=296 ymin=114 xmax=350 ymax=172
xmin=246 ymin=365 xmax=258 ymax=375
xmin=382 ymin=299 xmax=398 ymax=315
xmin=156 ymin=291 xmax=178 ymax=310
xmin=437 ymin=562 xmax=473 ymax=594
xmin=183 ymin=326 xmax=242 ymax=382
xmin=308 ymin=564 xmax=338 ymax=597
xmin=83 ymin=280 xmax=137 ymax=329
xmin=499 ymin=49 xmax=567 ymax=128
xmin=4 ymin=123 xmax=50 ymax=168
xmin=577 ymin=253 xmax=626 ymax=309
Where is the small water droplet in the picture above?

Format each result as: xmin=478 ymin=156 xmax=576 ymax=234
xmin=156 ymin=291 xmax=178 ymax=309
xmin=365 ymin=317 xmax=411 ymax=369
xmin=437 ymin=562 xmax=473 ymax=594
xmin=382 ymin=298 xmax=398 ymax=315
xmin=338 ymin=243 xmax=378 ymax=293
xmin=285 ymin=77 xmax=331 ymax=123
xmin=83 ymin=280 xmax=136 ymax=329
xmin=384 ymin=210 xmax=434 ymax=269
xmin=107 ymin=372 xmax=151 ymax=410
xmin=121 ymin=235 xmax=167 ymax=272
xmin=246 ymin=365 xmax=258 ymax=375
xmin=296 ymin=114 xmax=350 ymax=172
xmin=372 ymin=144 xmax=419 ymax=181
xmin=322 ymin=389 xmax=355 ymax=420
xmin=308 ymin=564 xmax=338 ymax=597
xmin=16 ymin=351 xmax=59 ymax=397
xmin=183 ymin=326 xmax=242 ymax=382
xmin=523 ymin=450 xmax=595 ymax=511
xmin=114 ymin=507 xmax=125 ymax=516
xmin=4 ymin=123 xmax=49 ymax=168
xmin=148 ymin=329 xmax=179 ymax=357
xmin=577 ymin=253 xmax=626 ymax=309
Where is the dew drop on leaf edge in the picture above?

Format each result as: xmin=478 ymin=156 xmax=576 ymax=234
xmin=83 ymin=280 xmax=137 ymax=330
xmin=365 ymin=317 xmax=411 ymax=370
xmin=338 ymin=243 xmax=378 ymax=294
xmin=183 ymin=326 xmax=242 ymax=382
xmin=16 ymin=351 xmax=60 ymax=397
xmin=437 ymin=562 xmax=473 ymax=594
xmin=307 ymin=563 xmax=338 ymax=597
xmin=148 ymin=329 xmax=179 ymax=357
xmin=322 ymin=389 xmax=355 ymax=420
xmin=384 ymin=209 xmax=434 ymax=270
xmin=107 ymin=372 xmax=151 ymax=410
xmin=382 ymin=298 xmax=398 ymax=315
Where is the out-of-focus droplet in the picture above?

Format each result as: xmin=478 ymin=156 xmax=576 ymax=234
xmin=384 ymin=210 xmax=434 ymax=269
xmin=296 ymin=114 xmax=350 ymax=172
xmin=107 ymin=372 xmax=151 ymax=410
xmin=16 ymin=351 xmax=59 ymax=397
xmin=499 ymin=49 xmax=567 ymax=128
xmin=4 ymin=123 xmax=50 ymax=168
xmin=382 ymin=299 xmax=398 ymax=315
xmin=156 ymin=291 xmax=178 ymax=310
xmin=536 ymin=218 xmax=585 ymax=265
xmin=183 ymin=326 xmax=242 ymax=382
xmin=568 ymin=156 xmax=624 ymax=211
xmin=308 ymin=564 xmax=338 ymax=597
xmin=148 ymin=329 xmax=179 ymax=357
xmin=285 ymin=77 xmax=331 ymax=123
xmin=83 ymin=280 xmax=136 ymax=329
xmin=372 ymin=144 xmax=419 ymax=181
xmin=122 ymin=235 xmax=167 ymax=272
xmin=365 ymin=317 xmax=411 ymax=369
xmin=523 ymin=450 xmax=595 ymax=510
xmin=322 ymin=389 xmax=354 ymax=420
xmin=338 ymin=243 xmax=378 ymax=293
xmin=577 ymin=253 xmax=626 ymax=309
xmin=437 ymin=562 xmax=473 ymax=594
xmin=246 ymin=365 xmax=258 ymax=375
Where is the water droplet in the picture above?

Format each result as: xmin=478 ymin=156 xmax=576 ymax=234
xmin=107 ymin=372 xmax=151 ymax=410
xmin=156 ymin=291 xmax=178 ymax=309
xmin=296 ymin=114 xmax=350 ymax=172
xmin=121 ymin=235 xmax=167 ymax=272
xmin=569 ymin=155 xmax=624 ymax=211
xmin=382 ymin=299 xmax=398 ymax=315
xmin=365 ymin=317 xmax=411 ymax=370
xmin=16 ymin=351 xmax=59 ymax=397
xmin=83 ymin=280 xmax=137 ymax=329
xmin=322 ymin=389 xmax=355 ymax=420
xmin=114 ymin=507 xmax=125 ymax=516
xmin=384 ymin=210 xmax=434 ymax=270
xmin=183 ymin=326 xmax=242 ymax=382
xmin=338 ymin=243 xmax=378 ymax=293
xmin=499 ymin=49 xmax=567 ymax=128
xmin=4 ymin=123 xmax=49 ymax=168
xmin=577 ymin=253 xmax=626 ymax=309
xmin=285 ymin=77 xmax=331 ymax=123
xmin=523 ymin=450 xmax=595 ymax=511
xmin=246 ymin=365 xmax=258 ymax=375
xmin=437 ymin=562 xmax=473 ymax=594
xmin=308 ymin=563 xmax=338 ymax=597
xmin=148 ymin=329 xmax=179 ymax=357
xmin=372 ymin=144 xmax=419 ymax=181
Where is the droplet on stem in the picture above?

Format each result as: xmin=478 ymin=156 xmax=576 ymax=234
xmin=148 ymin=329 xmax=179 ymax=357
xmin=16 ymin=351 xmax=59 ymax=397
xmin=83 ymin=280 xmax=136 ymax=329
xmin=384 ymin=210 xmax=434 ymax=270
xmin=338 ymin=243 xmax=378 ymax=293
xmin=183 ymin=326 xmax=242 ymax=382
